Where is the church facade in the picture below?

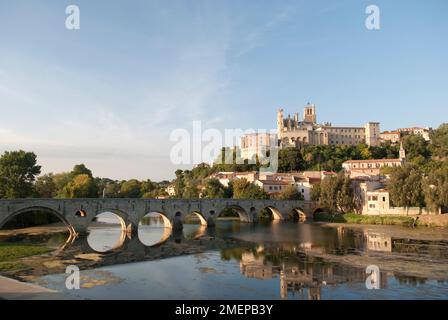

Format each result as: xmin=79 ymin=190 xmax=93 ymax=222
xmin=277 ymin=103 xmax=380 ymax=148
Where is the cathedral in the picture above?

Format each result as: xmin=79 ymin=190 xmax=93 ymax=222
xmin=277 ymin=103 xmax=380 ymax=147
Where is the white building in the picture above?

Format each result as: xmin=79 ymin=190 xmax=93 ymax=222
xmin=240 ymin=132 xmax=278 ymax=161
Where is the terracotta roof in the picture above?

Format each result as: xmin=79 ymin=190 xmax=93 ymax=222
xmin=257 ymin=180 xmax=289 ymax=185
xmin=344 ymin=158 xmax=401 ymax=164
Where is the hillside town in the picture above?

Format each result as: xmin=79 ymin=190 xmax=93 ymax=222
xmin=165 ymin=104 xmax=445 ymax=217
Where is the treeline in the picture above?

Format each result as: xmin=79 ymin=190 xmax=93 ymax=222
xmin=215 ymin=139 xmax=400 ymax=173
xmin=0 ymin=153 xmax=170 ymax=199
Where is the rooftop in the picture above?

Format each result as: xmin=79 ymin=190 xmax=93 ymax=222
xmin=344 ymin=158 xmax=402 ymax=164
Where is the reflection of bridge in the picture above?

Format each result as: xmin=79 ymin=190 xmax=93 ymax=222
xmin=0 ymin=199 xmax=318 ymax=235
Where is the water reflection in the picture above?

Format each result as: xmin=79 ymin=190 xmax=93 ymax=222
xmin=34 ymin=221 xmax=448 ymax=300
xmin=137 ymin=213 xmax=172 ymax=246
xmin=87 ymin=212 xmax=126 ymax=252
xmin=183 ymin=224 xmax=207 ymax=240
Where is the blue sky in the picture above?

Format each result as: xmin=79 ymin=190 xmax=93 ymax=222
xmin=0 ymin=0 xmax=447 ymax=180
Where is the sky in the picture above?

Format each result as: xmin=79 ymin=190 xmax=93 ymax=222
xmin=0 ymin=0 xmax=447 ymax=181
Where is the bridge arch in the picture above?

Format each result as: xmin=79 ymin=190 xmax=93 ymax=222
xmin=89 ymin=208 xmax=128 ymax=230
xmin=87 ymin=211 xmax=127 ymax=252
xmin=290 ymin=207 xmax=308 ymax=222
xmin=218 ymin=205 xmax=251 ymax=223
xmin=259 ymin=206 xmax=283 ymax=221
xmin=183 ymin=211 xmax=207 ymax=226
xmin=137 ymin=212 xmax=173 ymax=246
xmin=0 ymin=206 xmax=75 ymax=235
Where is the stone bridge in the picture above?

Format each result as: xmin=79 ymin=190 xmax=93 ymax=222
xmin=0 ymin=199 xmax=319 ymax=236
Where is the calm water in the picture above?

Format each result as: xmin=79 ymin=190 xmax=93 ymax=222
xmin=34 ymin=220 xmax=448 ymax=300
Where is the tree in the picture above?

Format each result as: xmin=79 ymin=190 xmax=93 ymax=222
xmin=141 ymin=180 xmax=156 ymax=195
xmin=53 ymin=172 xmax=72 ymax=198
xmin=64 ymin=174 xmax=98 ymax=198
xmin=430 ymin=124 xmax=448 ymax=158
xmin=0 ymin=150 xmax=41 ymax=199
xmin=231 ymin=178 xmax=268 ymax=200
xmin=70 ymin=164 xmax=93 ymax=178
xmin=318 ymin=173 xmax=355 ymax=213
xmin=278 ymin=148 xmax=303 ymax=172
xmin=202 ymin=178 xmax=227 ymax=199
xmin=120 ymin=179 xmax=142 ymax=198
xmin=276 ymin=185 xmax=304 ymax=200
xmin=310 ymin=184 xmax=321 ymax=201
xmin=95 ymin=178 xmax=120 ymax=198
xmin=423 ymin=164 xmax=448 ymax=212
xmin=401 ymin=134 xmax=430 ymax=162
xmin=388 ymin=164 xmax=425 ymax=207
xmin=35 ymin=173 xmax=57 ymax=198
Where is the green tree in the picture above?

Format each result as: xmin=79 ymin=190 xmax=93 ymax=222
xmin=202 ymin=178 xmax=227 ymax=199
xmin=120 ymin=179 xmax=142 ymax=198
xmin=0 ymin=150 xmax=41 ymax=199
xmin=278 ymin=148 xmax=304 ymax=172
xmin=276 ymin=185 xmax=304 ymax=200
xmin=64 ymin=174 xmax=98 ymax=198
xmin=231 ymin=178 xmax=268 ymax=200
xmin=401 ymin=134 xmax=430 ymax=162
xmin=310 ymin=184 xmax=321 ymax=201
xmin=422 ymin=164 xmax=448 ymax=212
xmin=70 ymin=164 xmax=93 ymax=178
xmin=430 ymin=124 xmax=448 ymax=158
xmin=95 ymin=178 xmax=120 ymax=198
xmin=53 ymin=172 xmax=72 ymax=198
xmin=318 ymin=173 xmax=355 ymax=213
xmin=388 ymin=164 xmax=425 ymax=207
xmin=35 ymin=173 xmax=57 ymax=198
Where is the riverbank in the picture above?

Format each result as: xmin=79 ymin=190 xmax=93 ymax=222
xmin=314 ymin=213 xmax=448 ymax=227
xmin=0 ymin=275 xmax=66 ymax=300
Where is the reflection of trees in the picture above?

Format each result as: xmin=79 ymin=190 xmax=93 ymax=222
xmin=220 ymin=247 xmax=258 ymax=261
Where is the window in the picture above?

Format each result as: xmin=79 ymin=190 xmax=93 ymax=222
xmin=372 ymin=196 xmax=378 ymax=201
xmin=302 ymin=189 xmax=305 ymax=193
xmin=269 ymin=186 xmax=273 ymax=191
xmin=383 ymin=197 xmax=386 ymax=202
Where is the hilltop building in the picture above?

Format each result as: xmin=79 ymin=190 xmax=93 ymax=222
xmin=277 ymin=103 xmax=380 ymax=148
xmin=342 ymin=143 xmax=406 ymax=178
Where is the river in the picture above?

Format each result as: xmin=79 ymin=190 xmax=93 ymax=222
xmin=23 ymin=219 xmax=448 ymax=300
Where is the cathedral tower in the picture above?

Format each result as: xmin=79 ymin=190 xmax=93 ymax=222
xmin=303 ymin=103 xmax=317 ymax=123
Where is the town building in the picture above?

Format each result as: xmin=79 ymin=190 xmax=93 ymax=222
xmin=277 ymin=103 xmax=380 ymax=148
xmin=208 ymin=171 xmax=259 ymax=187
xmin=206 ymin=171 xmax=335 ymax=199
xmin=380 ymin=130 xmax=401 ymax=144
xmin=358 ymin=180 xmax=440 ymax=216
xmin=165 ymin=184 xmax=176 ymax=196
xmin=397 ymin=127 xmax=431 ymax=141
xmin=254 ymin=179 xmax=289 ymax=196
xmin=342 ymin=144 xmax=406 ymax=178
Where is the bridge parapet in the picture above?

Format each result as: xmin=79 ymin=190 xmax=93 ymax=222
xmin=0 ymin=199 xmax=319 ymax=235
